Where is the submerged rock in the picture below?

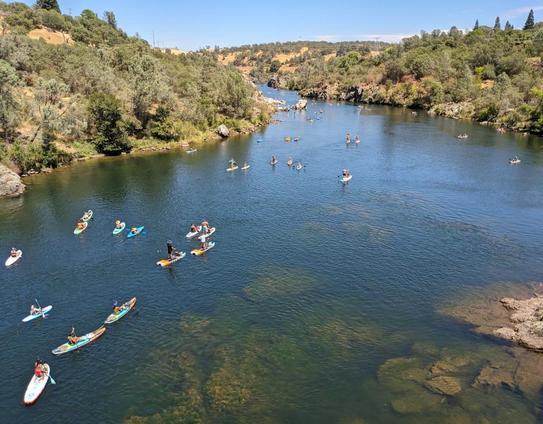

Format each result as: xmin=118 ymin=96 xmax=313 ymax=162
xmin=0 ymin=164 xmax=25 ymax=198
xmin=425 ymin=376 xmax=462 ymax=396
xmin=217 ymin=124 xmax=230 ymax=138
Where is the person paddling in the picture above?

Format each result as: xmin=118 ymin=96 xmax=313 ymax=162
xmin=115 ymin=220 xmax=123 ymax=229
xmin=355 ymin=135 xmax=360 ymax=144
xmin=190 ymin=224 xmax=198 ymax=233
xmin=112 ymin=301 xmax=122 ymax=315
xmin=10 ymin=247 xmax=18 ymax=257
xmin=129 ymin=227 xmax=138 ymax=235
xmin=346 ymin=132 xmax=351 ymax=143
xmin=76 ymin=221 xmax=85 ymax=230
xmin=67 ymin=326 xmax=79 ymax=345
xmin=34 ymin=358 xmax=45 ymax=378
xmin=167 ymin=240 xmax=180 ymax=260
xmin=30 ymin=304 xmax=41 ymax=316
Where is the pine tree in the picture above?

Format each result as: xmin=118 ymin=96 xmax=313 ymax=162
xmin=473 ymin=19 xmax=479 ymax=30
xmin=35 ymin=0 xmax=60 ymax=13
xmin=505 ymin=21 xmax=513 ymax=31
xmin=104 ymin=11 xmax=117 ymax=29
xmin=524 ymin=9 xmax=535 ymax=30
xmin=494 ymin=17 xmax=501 ymax=30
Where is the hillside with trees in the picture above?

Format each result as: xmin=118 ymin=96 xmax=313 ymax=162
xmin=0 ymin=1 xmax=270 ymax=174
xmin=226 ymin=11 xmax=543 ymax=135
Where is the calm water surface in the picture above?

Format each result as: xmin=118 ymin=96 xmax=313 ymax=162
xmin=1 ymin=86 xmax=543 ymax=423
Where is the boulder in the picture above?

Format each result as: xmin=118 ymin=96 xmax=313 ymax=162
xmin=0 ymin=164 xmax=25 ymax=198
xmin=217 ymin=124 xmax=230 ymax=138
xmin=424 ymin=376 xmax=462 ymax=396
xmin=293 ymin=99 xmax=308 ymax=111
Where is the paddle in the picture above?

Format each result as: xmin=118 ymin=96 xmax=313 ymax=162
xmin=48 ymin=373 xmax=56 ymax=385
xmin=35 ymin=298 xmax=46 ymax=319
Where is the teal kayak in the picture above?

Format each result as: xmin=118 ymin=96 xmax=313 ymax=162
xmin=112 ymin=222 xmax=126 ymax=235
xmin=52 ymin=326 xmax=106 ymax=356
xmin=104 ymin=297 xmax=137 ymax=324
xmin=127 ymin=226 xmax=144 ymax=238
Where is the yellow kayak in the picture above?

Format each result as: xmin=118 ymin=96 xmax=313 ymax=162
xmin=191 ymin=242 xmax=215 ymax=256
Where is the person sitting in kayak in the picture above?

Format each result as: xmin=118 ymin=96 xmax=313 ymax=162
xmin=130 ymin=227 xmax=138 ymax=235
xmin=342 ymin=169 xmax=350 ymax=177
xmin=67 ymin=327 xmax=79 ymax=345
xmin=190 ymin=224 xmax=198 ymax=233
xmin=346 ymin=132 xmax=351 ymax=142
xmin=112 ymin=301 xmax=122 ymax=315
xmin=10 ymin=247 xmax=18 ymax=257
xmin=287 ymin=157 xmax=293 ymax=166
xmin=83 ymin=210 xmax=91 ymax=220
xmin=115 ymin=220 xmax=123 ymax=229
xmin=34 ymin=358 xmax=45 ymax=377
xmin=76 ymin=221 xmax=85 ymax=230
xmin=355 ymin=136 xmax=360 ymax=143
xmin=271 ymin=155 xmax=277 ymax=164
xmin=30 ymin=304 xmax=41 ymax=315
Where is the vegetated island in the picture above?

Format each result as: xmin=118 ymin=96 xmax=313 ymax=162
xmin=216 ymin=11 xmax=543 ymax=136
xmin=0 ymin=0 xmax=274 ymax=197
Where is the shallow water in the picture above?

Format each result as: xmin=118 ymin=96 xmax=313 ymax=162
xmin=1 ymin=86 xmax=543 ymax=423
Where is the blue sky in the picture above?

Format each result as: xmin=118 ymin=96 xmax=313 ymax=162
xmin=11 ymin=0 xmax=543 ymax=50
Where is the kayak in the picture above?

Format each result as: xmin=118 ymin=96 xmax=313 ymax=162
xmin=104 ymin=297 xmax=137 ymax=324
xmin=186 ymin=148 xmax=197 ymax=154
xmin=22 ymin=305 xmax=53 ymax=322
xmin=191 ymin=241 xmax=215 ymax=256
xmin=271 ymin=161 xmax=278 ymax=166
xmin=226 ymin=165 xmax=238 ymax=172
xmin=198 ymin=227 xmax=216 ymax=241
xmin=52 ymin=326 xmax=106 ymax=356
xmin=127 ymin=226 xmax=144 ymax=238
xmin=112 ymin=222 xmax=126 ymax=235
xmin=341 ymin=175 xmax=353 ymax=183
xmin=73 ymin=222 xmax=88 ymax=235
xmin=157 ymin=252 xmax=186 ymax=267
xmin=81 ymin=210 xmax=93 ymax=222
xmin=23 ymin=363 xmax=50 ymax=405
xmin=5 ymin=250 xmax=22 ymax=267
xmin=241 ymin=164 xmax=250 ymax=170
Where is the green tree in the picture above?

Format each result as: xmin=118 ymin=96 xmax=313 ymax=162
xmin=494 ymin=17 xmax=501 ymax=30
xmin=104 ymin=11 xmax=117 ymax=29
xmin=88 ymin=93 xmax=131 ymax=155
xmin=35 ymin=0 xmax=60 ymax=13
xmin=473 ymin=19 xmax=479 ymax=30
xmin=504 ymin=21 xmax=513 ymax=31
xmin=524 ymin=9 xmax=535 ymax=30
xmin=0 ymin=59 xmax=20 ymax=142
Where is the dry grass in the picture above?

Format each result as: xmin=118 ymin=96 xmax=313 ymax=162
xmin=27 ymin=27 xmax=74 ymax=45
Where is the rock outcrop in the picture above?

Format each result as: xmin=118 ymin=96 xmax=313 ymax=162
xmin=0 ymin=164 xmax=25 ymax=198
xmin=217 ymin=124 xmax=230 ymax=138
xmin=494 ymin=296 xmax=543 ymax=351
xmin=293 ymin=99 xmax=308 ymax=110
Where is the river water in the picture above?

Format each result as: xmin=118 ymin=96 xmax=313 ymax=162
xmin=1 ymin=86 xmax=543 ymax=423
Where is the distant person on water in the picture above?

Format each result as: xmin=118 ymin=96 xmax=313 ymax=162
xmin=76 ymin=221 xmax=85 ymax=230
xmin=167 ymin=240 xmax=179 ymax=259
xmin=190 ymin=224 xmax=198 ymax=233
xmin=112 ymin=301 xmax=122 ymax=315
xmin=82 ymin=210 xmax=91 ymax=220
xmin=30 ymin=304 xmax=41 ymax=315
xmin=130 ymin=227 xmax=138 ymax=235
xmin=115 ymin=220 xmax=123 ymax=229
xmin=346 ymin=132 xmax=351 ymax=143
xmin=355 ymin=136 xmax=360 ymax=144
xmin=10 ymin=247 xmax=18 ymax=257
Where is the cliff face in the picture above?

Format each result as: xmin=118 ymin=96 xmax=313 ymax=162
xmin=0 ymin=164 xmax=25 ymax=198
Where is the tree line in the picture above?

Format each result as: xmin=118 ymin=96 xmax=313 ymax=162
xmin=0 ymin=1 xmax=267 ymax=173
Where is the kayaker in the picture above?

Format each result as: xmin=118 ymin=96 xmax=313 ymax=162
xmin=355 ymin=136 xmax=360 ymax=144
xmin=342 ymin=169 xmax=350 ymax=177
xmin=112 ymin=301 xmax=122 ymax=315
xmin=271 ymin=155 xmax=277 ymax=165
xmin=83 ymin=210 xmax=91 ymax=220
xmin=287 ymin=157 xmax=293 ymax=167
xmin=346 ymin=132 xmax=351 ymax=143
xmin=34 ymin=358 xmax=45 ymax=377
xmin=67 ymin=327 xmax=79 ymax=345
xmin=190 ymin=224 xmax=198 ymax=233
xmin=130 ymin=227 xmax=138 ymax=235
xmin=30 ymin=304 xmax=41 ymax=315
xmin=10 ymin=247 xmax=17 ymax=257
xmin=76 ymin=221 xmax=85 ymax=230
xmin=115 ymin=220 xmax=123 ymax=229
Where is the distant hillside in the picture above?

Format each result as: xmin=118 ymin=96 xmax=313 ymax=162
xmin=220 ymin=16 xmax=543 ymax=136
xmin=213 ymin=40 xmax=389 ymax=82
xmin=0 ymin=1 xmax=270 ymax=174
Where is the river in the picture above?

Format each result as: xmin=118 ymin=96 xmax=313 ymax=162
xmin=1 ymin=86 xmax=543 ymax=423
